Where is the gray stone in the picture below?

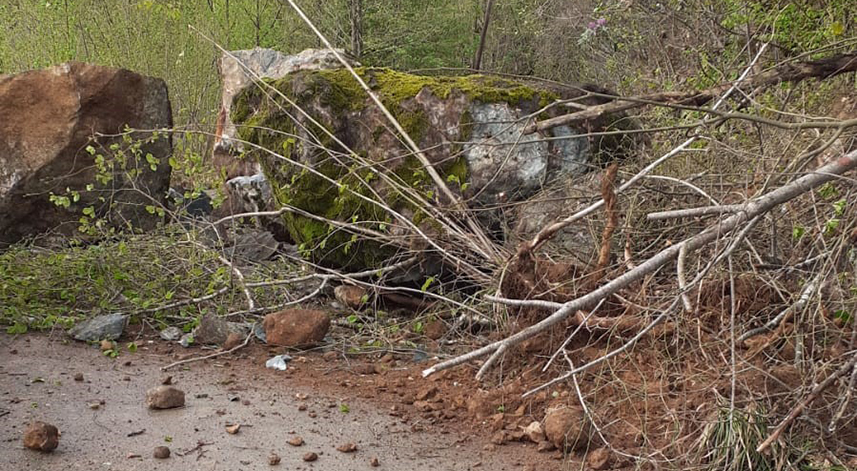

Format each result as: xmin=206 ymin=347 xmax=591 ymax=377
xmin=68 ymin=313 xmax=128 ymax=342
xmin=192 ymin=314 xmax=249 ymax=346
xmin=159 ymin=326 xmax=183 ymax=341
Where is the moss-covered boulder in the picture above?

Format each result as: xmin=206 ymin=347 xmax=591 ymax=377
xmin=231 ymin=62 xmax=619 ymax=270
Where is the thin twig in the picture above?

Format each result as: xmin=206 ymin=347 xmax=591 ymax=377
xmin=161 ymin=330 xmax=255 ymax=371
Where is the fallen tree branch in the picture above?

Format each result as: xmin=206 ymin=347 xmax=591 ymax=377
xmin=524 ymin=52 xmax=857 ymax=134
xmin=423 ymin=148 xmax=857 ymax=378
xmin=647 ymin=205 xmax=744 ymax=221
xmin=756 ymin=349 xmax=857 ymax=454
xmin=520 ymin=44 xmax=768 ymax=256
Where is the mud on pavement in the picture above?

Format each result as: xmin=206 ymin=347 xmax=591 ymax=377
xmin=0 ymin=334 xmax=558 ymax=470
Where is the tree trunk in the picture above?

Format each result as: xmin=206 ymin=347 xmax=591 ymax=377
xmin=349 ymin=0 xmax=363 ymax=59
xmin=473 ymin=0 xmax=494 ymax=71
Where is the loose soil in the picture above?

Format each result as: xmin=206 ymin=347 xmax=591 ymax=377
xmin=0 ymin=332 xmax=564 ymax=471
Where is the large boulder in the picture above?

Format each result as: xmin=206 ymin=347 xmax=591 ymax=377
xmin=229 ymin=50 xmax=628 ymax=269
xmin=0 ymin=62 xmax=172 ymax=246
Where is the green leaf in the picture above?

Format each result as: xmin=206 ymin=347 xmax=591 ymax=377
xmin=127 ymin=342 xmax=138 ymax=353
xmin=6 ymin=322 xmax=27 ymax=335
xmin=420 ymin=276 xmax=435 ymax=292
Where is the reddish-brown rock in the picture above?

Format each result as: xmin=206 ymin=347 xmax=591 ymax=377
xmin=263 ymin=309 xmax=330 ymax=347
xmin=23 ymin=421 xmax=59 ymax=452
xmin=0 ymin=62 xmax=172 ymax=246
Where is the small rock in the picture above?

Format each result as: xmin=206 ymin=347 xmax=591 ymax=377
xmin=145 ymin=386 xmax=185 ymax=409
xmin=424 ymin=320 xmax=447 ymax=340
xmin=159 ymin=326 xmax=183 ymax=341
xmin=153 ymin=446 xmax=170 ymax=459
xmin=302 ymin=452 xmax=318 ymax=462
xmin=543 ymin=406 xmax=592 ymax=451
xmin=336 ymin=442 xmax=357 ymax=453
xmin=288 ymin=436 xmax=304 ymax=446
xmin=127 ymin=452 xmax=141 ymax=459
xmin=23 ymin=421 xmax=59 ymax=452
xmin=179 ymin=333 xmax=193 ymax=347
xmin=334 ymin=285 xmax=367 ymax=310
xmin=226 ymin=424 xmax=241 ymax=434
xmin=73 ymin=373 xmax=84 ymax=382
xmin=298 ymin=404 xmax=307 ymax=411
xmin=268 ymin=453 xmax=281 ymax=465
xmin=263 ymin=309 xmax=330 ymax=347
xmin=523 ymin=421 xmax=545 ymax=443
xmin=88 ymin=402 xmax=100 ymax=410
xmin=161 ymin=376 xmax=172 ymax=385
xmin=68 ymin=313 xmax=128 ymax=341
xmin=490 ymin=431 xmax=506 ymax=445
xmin=193 ymin=314 xmax=248 ymax=346
xmin=223 ymin=332 xmax=244 ymax=350
xmin=100 ymin=339 xmax=115 ymax=352
xmin=369 ymin=456 xmax=380 ymax=467
xmin=322 ymin=351 xmax=338 ymax=362
xmin=586 ymin=447 xmax=611 ymax=470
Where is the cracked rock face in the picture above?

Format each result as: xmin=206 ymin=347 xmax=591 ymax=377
xmin=0 ymin=62 xmax=172 ymax=246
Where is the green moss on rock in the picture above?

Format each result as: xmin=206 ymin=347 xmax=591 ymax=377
xmin=231 ymin=67 xmax=556 ymax=269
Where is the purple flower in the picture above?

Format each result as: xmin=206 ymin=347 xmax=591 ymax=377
xmin=587 ymin=21 xmax=597 ymax=30
xmin=597 ymin=17 xmax=607 ymax=26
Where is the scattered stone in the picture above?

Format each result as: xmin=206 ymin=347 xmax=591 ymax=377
xmin=268 ymin=453 xmax=281 ymax=465
xmin=127 ymin=452 xmax=141 ymax=459
xmin=161 ymin=376 xmax=173 ymax=385
xmin=302 ymin=452 xmax=318 ymax=462
xmin=336 ymin=442 xmax=357 ymax=453
xmin=68 ymin=314 xmax=128 ymax=342
xmin=369 ymin=456 xmax=380 ymax=467
xmin=543 ymin=406 xmax=592 ymax=451
xmin=100 ymin=339 xmax=115 ymax=352
xmin=523 ymin=421 xmax=545 ymax=443
xmin=223 ymin=332 xmax=244 ymax=350
xmin=263 ymin=309 xmax=330 ymax=347
xmin=159 ymin=326 xmax=183 ymax=341
xmin=88 ymin=402 xmax=100 ymax=410
xmin=145 ymin=386 xmax=185 ymax=410
xmin=193 ymin=314 xmax=248 ymax=346
xmin=226 ymin=424 xmax=241 ymax=434
xmin=490 ymin=431 xmax=507 ymax=445
xmin=153 ymin=446 xmax=170 ymax=459
xmin=287 ymin=436 xmax=304 ymax=446
xmin=586 ymin=447 xmax=611 ymax=471
xmin=298 ymin=404 xmax=307 ymax=411
xmin=179 ymin=333 xmax=194 ymax=347
xmin=23 ymin=421 xmax=59 ymax=452
xmin=73 ymin=373 xmax=84 ymax=382
xmin=322 ymin=351 xmax=338 ymax=362
xmin=334 ymin=285 xmax=367 ymax=310
xmin=424 ymin=320 xmax=447 ymax=340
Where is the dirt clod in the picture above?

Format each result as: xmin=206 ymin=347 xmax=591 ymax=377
xmin=586 ymin=447 xmax=611 ymax=470
xmin=23 ymin=421 xmax=59 ymax=452
xmin=302 ymin=452 xmax=318 ymax=462
xmin=288 ymin=436 xmax=304 ymax=446
xmin=522 ymin=421 xmax=545 ymax=443
xmin=145 ymin=385 xmax=185 ymax=409
xmin=268 ymin=453 xmax=281 ymax=465
xmin=73 ymin=373 xmax=84 ymax=382
xmin=369 ymin=456 xmax=380 ymax=467
xmin=543 ymin=406 xmax=592 ymax=451
xmin=336 ymin=442 xmax=358 ymax=453
xmin=153 ymin=446 xmax=170 ymax=459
